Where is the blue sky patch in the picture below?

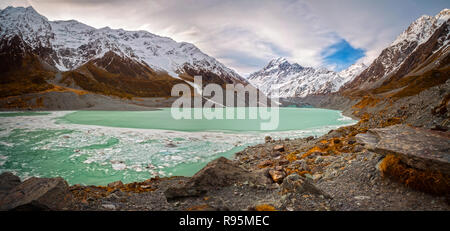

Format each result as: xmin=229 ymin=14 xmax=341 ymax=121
xmin=321 ymin=39 xmax=365 ymax=71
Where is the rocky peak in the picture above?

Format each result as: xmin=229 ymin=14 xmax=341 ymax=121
xmin=392 ymin=9 xmax=449 ymax=46
xmin=0 ymin=6 xmax=246 ymax=85
xmin=342 ymin=9 xmax=449 ymax=91
xmin=251 ymin=57 xmax=305 ymax=80
xmin=248 ymin=58 xmax=347 ymax=98
xmin=267 ymin=57 xmax=288 ymax=66
xmin=0 ymin=6 xmax=49 ymax=28
xmin=338 ymin=63 xmax=367 ymax=83
xmin=262 ymin=57 xmax=289 ymax=72
xmin=435 ymin=8 xmax=450 ymax=23
xmin=0 ymin=6 xmax=52 ymax=45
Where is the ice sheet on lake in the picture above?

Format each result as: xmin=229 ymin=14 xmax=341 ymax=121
xmin=0 ymin=111 xmax=355 ymax=184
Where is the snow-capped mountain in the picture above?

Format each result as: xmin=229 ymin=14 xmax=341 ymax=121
xmin=248 ymin=57 xmax=364 ymax=98
xmin=250 ymin=9 xmax=449 ymax=99
xmin=343 ymin=9 xmax=449 ymax=91
xmin=0 ymin=6 xmax=246 ymax=90
xmin=392 ymin=9 xmax=449 ymax=47
xmin=338 ymin=63 xmax=367 ymax=83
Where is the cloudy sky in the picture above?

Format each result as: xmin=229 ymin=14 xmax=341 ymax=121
xmin=1 ymin=0 xmax=448 ymax=76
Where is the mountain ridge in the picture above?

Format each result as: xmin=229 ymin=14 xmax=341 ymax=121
xmin=250 ymin=9 xmax=449 ymax=99
xmin=0 ymin=6 xmax=248 ymax=99
xmin=342 ymin=8 xmax=449 ymax=92
xmin=248 ymin=57 xmax=366 ymax=98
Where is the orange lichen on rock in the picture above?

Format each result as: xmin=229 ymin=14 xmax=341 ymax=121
xmin=285 ymin=168 xmax=310 ymax=177
xmin=381 ymin=68 xmax=450 ymax=99
xmin=254 ymin=204 xmax=277 ymax=211
xmin=285 ymin=150 xmax=300 ymax=162
xmin=379 ymin=154 xmax=450 ymax=195
xmin=258 ymin=160 xmax=274 ymax=168
xmin=301 ymin=146 xmax=323 ymax=159
xmin=300 ymin=138 xmax=349 ymax=159
xmin=379 ymin=117 xmax=404 ymax=127
xmin=352 ymin=95 xmax=380 ymax=109
xmin=359 ymin=113 xmax=371 ymax=122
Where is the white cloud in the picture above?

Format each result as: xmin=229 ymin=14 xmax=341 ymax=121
xmin=1 ymin=0 xmax=448 ymax=76
xmin=304 ymin=0 xmax=449 ymax=65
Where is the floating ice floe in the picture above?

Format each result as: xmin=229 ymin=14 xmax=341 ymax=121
xmin=0 ymin=110 xmax=356 ymax=185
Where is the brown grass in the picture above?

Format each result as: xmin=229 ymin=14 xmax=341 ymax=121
xmin=300 ymin=138 xmax=350 ymax=159
xmin=352 ymin=96 xmax=380 ymax=109
xmin=61 ymin=70 xmax=134 ymax=99
xmin=42 ymin=84 xmax=90 ymax=96
xmin=285 ymin=151 xmax=300 ymax=162
xmin=0 ymin=55 xmax=54 ymax=97
xmin=285 ymin=168 xmax=310 ymax=177
xmin=253 ymin=204 xmax=277 ymax=211
xmin=372 ymin=67 xmax=450 ymax=99
xmin=61 ymin=61 xmax=190 ymax=99
xmin=379 ymin=154 xmax=450 ymax=195
xmin=186 ymin=204 xmax=210 ymax=211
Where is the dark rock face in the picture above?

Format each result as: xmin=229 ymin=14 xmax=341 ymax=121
xmin=389 ymin=21 xmax=449 ymax=81
xmin=164 ymin=157 xmax=270 ymax=199
xmin=0 ymin=177 xmax=74 ymax=211
xmin=343 ymin=39 xmax=417 ymax=90
xmin=0 ymin=35 xmax=32 ymax=73
xmin=343 ymin=18 xmax=449 ymax=92
xmin=189 ymin=157 xmax=269 ymax=187
xmin=356 ymin=125 xmax=450 ymax=174
xmin=0 ymin=172 xmax=21 ymax=200
xmin=182 ymin=63 xmax=247 ymax=86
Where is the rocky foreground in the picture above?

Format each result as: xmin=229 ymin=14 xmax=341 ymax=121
xmin=0 ymin=121 xmax=448 ymax=211
xmin=1 ymin=80 xmax=449 ymax=211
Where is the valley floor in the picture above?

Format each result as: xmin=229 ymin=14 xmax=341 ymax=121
xmin=0 ymin=79 xmax=449 ymax=211
xmin=0 ymin=121 xmax=448 ymax=211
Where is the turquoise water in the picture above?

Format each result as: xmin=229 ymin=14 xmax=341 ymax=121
xmin=60 ymin=108 xmax=348 ymax=132
xmin=0 ymin=108 xmax=355 ymax=186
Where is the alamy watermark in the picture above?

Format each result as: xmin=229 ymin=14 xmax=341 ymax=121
xmin=170 ymin=76 xmax=280 ymax=130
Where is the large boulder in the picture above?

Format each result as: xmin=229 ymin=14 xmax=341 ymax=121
xmin=165 ymin=157 xmax=270 ymax=199
xmin=189 ymin=157 xmax=268 ymax=187
xmin=269 ymin=169 xmax=286 ymax=183
xmin=356 ymin=125 xmax=450 ymax=174
xmin=0 ymin=172 xmax=21 ymax=200
xmin=281 ymin=173 xmax=331 ymax=199
xmin=273 ymin=145 xmax=285 ymax=152
xmin=0 ymin=177 xmax=74 ymax=211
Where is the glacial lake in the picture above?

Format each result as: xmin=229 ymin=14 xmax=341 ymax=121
xmin=0 ymin=108 xmax=355 ymax=185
